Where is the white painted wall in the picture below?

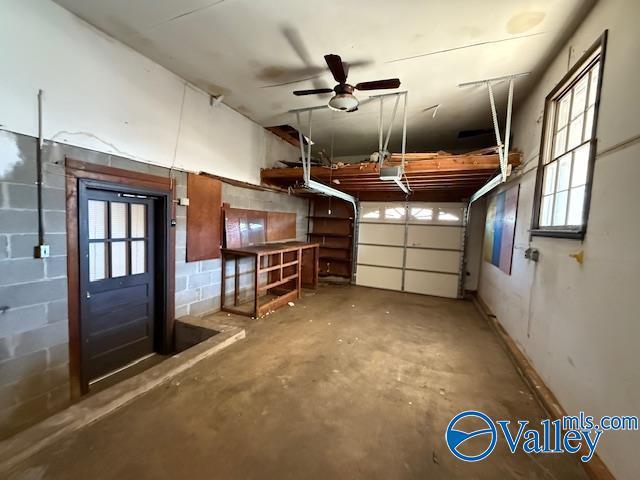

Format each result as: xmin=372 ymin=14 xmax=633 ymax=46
xmin=474 ymin=1 xmax=640 ymax=478
xmin=0 ymin=0 xmax=297 ymax=185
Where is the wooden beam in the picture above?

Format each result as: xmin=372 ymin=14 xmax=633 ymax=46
xmin=261 ymin=151 xmax=520 ymax=181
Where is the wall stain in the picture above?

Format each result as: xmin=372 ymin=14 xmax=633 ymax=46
xmin=507 ymin=12 xmax=546 ymax=35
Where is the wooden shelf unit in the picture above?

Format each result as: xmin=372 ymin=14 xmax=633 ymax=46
xmin=308 ymin=197 xmax=354 ymax=279
xmin=221 ymin=242 xmax=319 ymax=318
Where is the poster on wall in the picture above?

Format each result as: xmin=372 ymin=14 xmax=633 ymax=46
xmin=483 ymin=184 xmax=520 ymax=275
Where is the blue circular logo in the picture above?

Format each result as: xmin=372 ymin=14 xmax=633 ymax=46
xmin=445 ymin=410 xmax=497 ymax=462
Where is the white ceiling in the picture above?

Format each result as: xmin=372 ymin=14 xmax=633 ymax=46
xmin=54 ymin=0 xmax=593 ymax=156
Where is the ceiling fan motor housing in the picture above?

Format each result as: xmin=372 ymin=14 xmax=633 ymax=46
xmin=329 ymin=85 xmax=358 ymax=112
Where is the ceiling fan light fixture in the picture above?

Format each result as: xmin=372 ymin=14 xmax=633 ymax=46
xmin=328 ymin=93 xmax=359 ymax=112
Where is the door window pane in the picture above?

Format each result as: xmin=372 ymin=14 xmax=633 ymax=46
xmin=110 ymin=202 xmax=128 ymax=239
xmin=89 ymin=242 xmax=106 ymax=281
xmin=131 ymin=241 xmax=146 ymax=275
xmin=410 ymin=207 xmax=433 ymax=221
xmin=384 ymin=207 xmax=406 ymax=220
xmin=88 ymin=200 xmax=106 ymax=240
xmin=131 ymin=204 xmax=146 ymax=238
xmin=111 ymin=241 xmax=127 ymax=277
xmin=567 ymin=186 xmax=586 ymax=226
xmin=552 ymin=190 xmax=568 ymax=226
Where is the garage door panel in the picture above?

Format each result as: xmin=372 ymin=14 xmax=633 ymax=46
xmin=359 ymin=223 xmax=405 ymax=246
xmin=404 ymin=270 xmax=459 ymax=298
xmin=407 ymin=225 xmax=462 ymax=249
xmin=358 ymin=245 xmax=404 ymax=268
xmin=356 ymin=265 xmax=402 ymax=290
xmin=405 ymin=248 xmax=461 ymax=273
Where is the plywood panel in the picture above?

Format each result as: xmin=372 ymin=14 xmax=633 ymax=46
xmin=187 ymin=173 xmax=221 ymax=262
xmin=358 ymin=223 xmax=405 ymax=246
xmin=224 ymin=208 xmax=266 ymax=248
xmin=357 ymin=245 xmax=404 ymax=268
xmin=266 ymin=211 xmax=296 ymax=242
xmin=405 ymin=248 xmax=461 ymax=273
xmin=404 ymin=270 xmax=459 ymax=298
xmin=356 ymin=265 xmax=402 ymax=290
xmin=406 ymin=225 xmax=463 ymax=250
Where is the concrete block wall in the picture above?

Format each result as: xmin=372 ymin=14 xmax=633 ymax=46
xmin=0 ymin=130 xmax=308 ymax=437
xmin=0 ymin=132 xmax=70 ymax=438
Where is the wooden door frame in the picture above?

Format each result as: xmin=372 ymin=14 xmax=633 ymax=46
xmin=65 ymin=158 xmax=175 ymax=398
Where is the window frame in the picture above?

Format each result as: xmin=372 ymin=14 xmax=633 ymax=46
xmin=531 ymin=31 xmax=608 ymax=240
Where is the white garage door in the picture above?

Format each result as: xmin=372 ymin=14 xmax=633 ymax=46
xmin=355 ymin=202 xmax=465 ymax=299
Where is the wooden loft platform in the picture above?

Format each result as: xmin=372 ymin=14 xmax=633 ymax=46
xmin=261 ymin=149 xmax=522 ymax=202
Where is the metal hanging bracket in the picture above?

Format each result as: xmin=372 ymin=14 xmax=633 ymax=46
xmin=372 ymin=91 xmax=411 ymax=194
xmin=459 ymin=72 xmax=529 ymax=202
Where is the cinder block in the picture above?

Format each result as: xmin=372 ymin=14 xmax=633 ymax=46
xmin=0 ymin=210 xmax=38 ymax=234
xmin=45 ymin=255 xmax=67 ymax=278
xmin=199 ymin=259 xmax=221 ymax=272
xmin=0 ymin=235 xmax=8 ymax=260
xmin=188 ymin=272 xmax=212 ymax=289
xmin=4 ymin=363 xmax=69 ymax=409
xmin=0 ymin=349 xmax=48 ymax=387
xmin=175 ymin=206 xmax=187 ymax=221
xmin=175 ymin=185 xmax=187 ymax=198
xmin=0 ymin=132 xmax=37 ymax=184
xmin=0 ymin=389 xmax=49 ymax=440
xmin=174 ymin=305 xmax=188 ymax=319
xmin=0 ymin=337 xmax=13 ymax=362
xmin=13 ymin=321 xmax=69 ymax=358
xmin=175 ymin=289 xmax=198 ymax=307
xmin=175 ymin=276 xmax=187 ymax=292
xmin=43 ymin=211 xmax=66 ymax=234
xmin=46 ymin=382 xmax=71 ymax=412
xmin=46 ymin=299 xmax=68 ymax=324
xmin=9 ymin=233 xmax=66 ymax=258
xmin=43 ymin=141 xmax=110 ymax=168
xmin=189 ymin=296 xmax=220 ymax=316
xmin=42 ymin=162 xmax=66 ymax=189
xmin=175 ymin=230 xmax=186 ymax=248
xmin=175 ymin=261 xmax=198 ymax=277
xmin=200 ymin=284 xmax=220 ymax=300
xmin=175 ymin=247 xmax=187 ymax=263
xmin=0 ymin=258 xmax=45 ymax=286
xmin=110 ymin=157 xmax=168 ymax=177
xmin=7 ymin=185 xmax=65 ymax=211
xmin=0 ymin=304 xmax=47 ymax=339
xmin=47 ymin=342 xmax=69 ymax=368
xmin=0 ymin=278 xmax=67 ymax=308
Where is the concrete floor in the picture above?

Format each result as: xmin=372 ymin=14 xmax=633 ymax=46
xmin=7 ymin=284 xmax=588 ymax=479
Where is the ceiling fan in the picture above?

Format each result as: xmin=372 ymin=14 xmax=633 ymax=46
xmin=293 ymin=54 xmax=400 ymax=112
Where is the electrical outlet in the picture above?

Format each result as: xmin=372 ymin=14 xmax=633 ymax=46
xmin=179 ymin=197 xmax=190 ymax=206
xmin=34 ymin=244 xmax=50 ymax=258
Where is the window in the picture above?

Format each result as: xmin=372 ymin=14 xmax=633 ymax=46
xmin=532 ymin=32 xmax=607 ymax=239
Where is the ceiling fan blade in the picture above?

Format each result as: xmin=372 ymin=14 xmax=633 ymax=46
xmin=324 ymin=54 xmax=348 ymax=83
xmin=355 ymin=78 xmax=401 ymax=90
xmin=293 ymin=88 xmax=334 ymax=96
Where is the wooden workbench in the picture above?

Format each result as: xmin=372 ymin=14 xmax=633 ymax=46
xmin=221 ymin=242 xmax=319 ymax=317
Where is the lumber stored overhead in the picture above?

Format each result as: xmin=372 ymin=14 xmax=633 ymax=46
xmin=261 ymin=150 xmax=522 ymax=202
